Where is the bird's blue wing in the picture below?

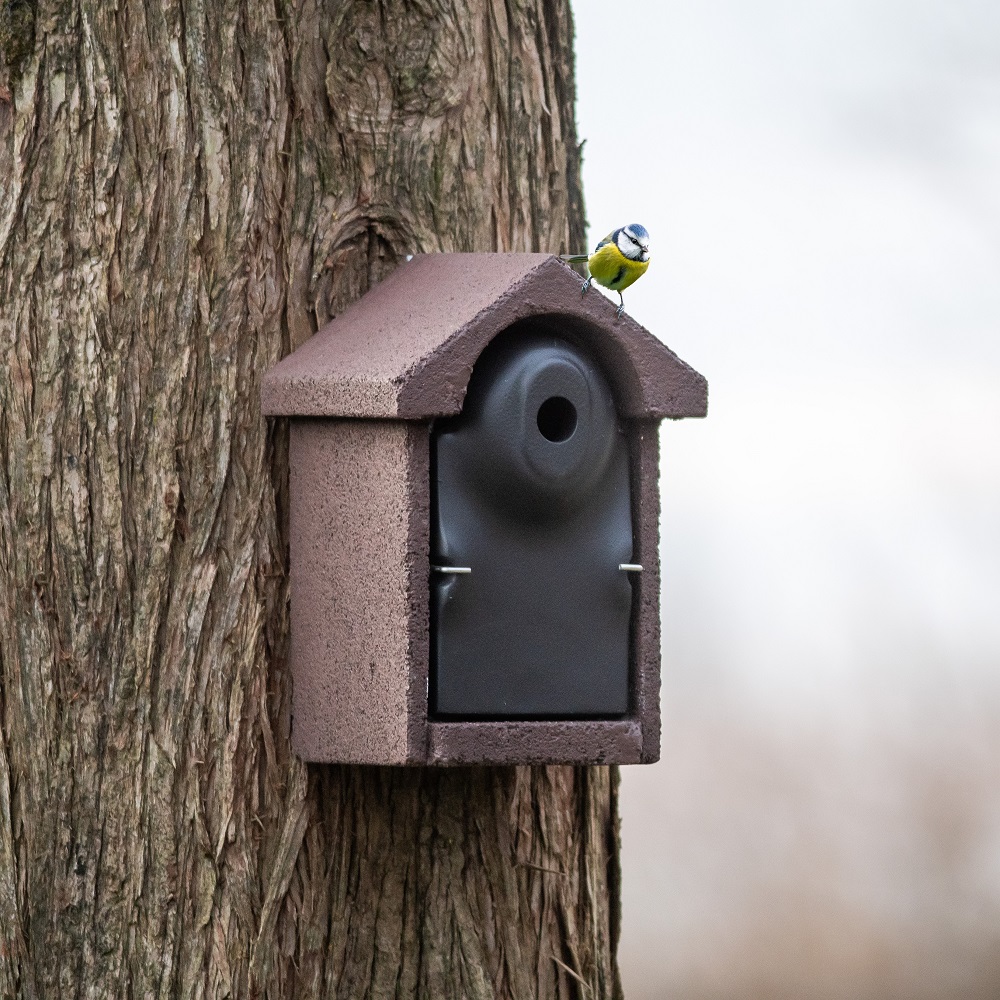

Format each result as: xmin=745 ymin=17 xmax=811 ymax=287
xmin=593 ymin=229 xmax=619 ymax=252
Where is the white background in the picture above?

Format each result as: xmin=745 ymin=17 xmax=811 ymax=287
xmin=571 ymin=1 xmax=1000 ymax=995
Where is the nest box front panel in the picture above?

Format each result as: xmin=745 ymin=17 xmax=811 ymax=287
xmin=431 ymin=333 xmax=635 ymax=718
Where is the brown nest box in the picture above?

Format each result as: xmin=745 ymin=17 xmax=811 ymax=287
xmin=262 ymin=253 xmax=707 ymax=765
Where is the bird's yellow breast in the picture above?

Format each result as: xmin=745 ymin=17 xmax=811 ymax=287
xmin=587 ymin=242 xmax=649 ymax=292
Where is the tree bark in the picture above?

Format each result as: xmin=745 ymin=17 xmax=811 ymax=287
xmin=0 ymin=1 xmax=620 ymax=998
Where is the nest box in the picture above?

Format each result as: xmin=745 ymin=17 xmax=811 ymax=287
xmin=261 ymin=253 xmax=707 ymax=765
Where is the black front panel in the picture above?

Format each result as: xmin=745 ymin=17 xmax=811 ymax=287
xmin=431 ymin=331 xmax=634 ymax=718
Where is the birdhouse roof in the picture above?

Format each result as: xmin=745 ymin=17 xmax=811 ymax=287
xmin=261 ymin=253 xmax=707 ymax=420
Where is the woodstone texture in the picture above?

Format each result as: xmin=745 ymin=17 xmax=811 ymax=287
xmin=0 ymin=1 xmax=621 ymax=998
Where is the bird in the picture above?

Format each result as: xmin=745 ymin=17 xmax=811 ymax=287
xmin=561 ymin=223 xmax=650 ymax=318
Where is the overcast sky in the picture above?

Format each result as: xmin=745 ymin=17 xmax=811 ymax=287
xmin=570 ymin=1 xmax=1000 ymax=994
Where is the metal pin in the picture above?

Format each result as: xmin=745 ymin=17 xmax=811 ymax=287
xmin=619 ymin=563 xmax=643 ymax=573
xmin=432 ymin=565 xmax=472 ymax=574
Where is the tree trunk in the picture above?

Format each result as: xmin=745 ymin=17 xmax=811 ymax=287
xmin=0 ymin=1 xmax=622 ymax=998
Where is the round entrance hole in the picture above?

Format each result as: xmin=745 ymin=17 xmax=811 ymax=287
xmin=536 ymin=396 xmax=578 ymax=442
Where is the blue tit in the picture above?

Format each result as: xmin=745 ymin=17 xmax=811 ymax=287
xmin=561 ymin=223 xmax=650 ymax=318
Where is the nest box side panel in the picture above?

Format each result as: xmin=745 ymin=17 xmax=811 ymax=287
xmin=288 ymin=420 xmax=429 ymax=764
xmin=632 ymin=421 xmax=663 ymax=763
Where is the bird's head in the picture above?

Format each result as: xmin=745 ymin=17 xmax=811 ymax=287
xmin=617 ymin=224 xmax=650 ymax=263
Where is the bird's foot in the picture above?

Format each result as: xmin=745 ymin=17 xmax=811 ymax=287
xmin=616 ymin=299 xmax=625 ymax=320
xmin=581 ymin=277 xmax=592 ymax=295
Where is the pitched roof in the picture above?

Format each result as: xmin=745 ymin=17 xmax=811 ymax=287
xmin=261 ymin=253 xmax=707 ymax=420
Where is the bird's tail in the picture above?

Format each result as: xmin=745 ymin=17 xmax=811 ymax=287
xmin=559 ymin=254 xmax=590 ymax=264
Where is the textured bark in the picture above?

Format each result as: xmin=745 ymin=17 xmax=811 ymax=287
xmin=0 ymin=1 xmax=621 ymax=998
